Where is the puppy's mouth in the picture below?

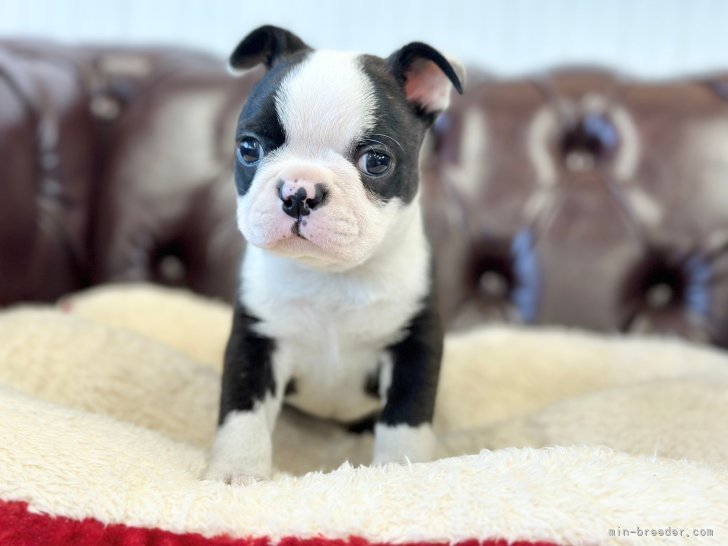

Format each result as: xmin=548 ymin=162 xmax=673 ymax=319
xmin=241 ymin=193 xmax=364 ymax=266
xmin=290 ymin=218 xmax=308 ymax=240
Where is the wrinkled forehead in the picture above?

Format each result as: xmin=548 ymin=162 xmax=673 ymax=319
xmin=275 ymin=50 xmax=377 ymax=154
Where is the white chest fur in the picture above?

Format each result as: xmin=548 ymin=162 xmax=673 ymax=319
xmin=240 ymin=202 xmax=430 ymax=421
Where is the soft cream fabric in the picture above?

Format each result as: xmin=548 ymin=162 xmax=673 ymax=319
xmin=1 ymin=284 xmax=726 ymax=545
xmin=62 ymin=283 xmax=231 ymax=369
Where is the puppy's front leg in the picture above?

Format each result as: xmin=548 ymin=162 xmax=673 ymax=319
xmin=373 ymin=295 xmax=443 ymax=465
xmin=203 ymin=304 xmax=282 ymax=485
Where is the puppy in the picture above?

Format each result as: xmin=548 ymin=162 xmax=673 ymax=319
xmin=204 ymin=25 xmax=463 ymax=484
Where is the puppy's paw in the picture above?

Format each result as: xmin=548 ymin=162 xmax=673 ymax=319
xmin=201 ymin=465 xmax=267 ymax=486
xmin=203 ymin=410 xmax=273 ymax=485
xmin=230 ymin=473 xmax=265 ymax=487
xmin=201 ymin=461 xmax=271 ymax=486
xmin=373 ymin=422 xmax=436 ymax=465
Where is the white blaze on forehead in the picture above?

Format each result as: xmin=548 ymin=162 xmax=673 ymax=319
xmin=275 ymin=50 xmax=376 ymax=154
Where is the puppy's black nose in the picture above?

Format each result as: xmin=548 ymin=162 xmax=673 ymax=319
xmin=278 ymin=181 xmax=327 ymax=218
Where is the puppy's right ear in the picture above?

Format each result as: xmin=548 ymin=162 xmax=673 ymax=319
xmin=229 ymin=25 xmax=310 ymax=72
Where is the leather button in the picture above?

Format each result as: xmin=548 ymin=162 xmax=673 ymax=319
xmin=479 ymin=270 xmax=508 ymax=298
xmin=90 ymin=94 xmax=122 ymax=120
xmin=645 ymin=282 xmax=674 ymax=309
xmin=158 ymin=254 xmax=186 ymax=283
xmin=560 ymin=112 xmax=619 ymax=172
xmin=639 ymin=268 xmax=683 ymax=310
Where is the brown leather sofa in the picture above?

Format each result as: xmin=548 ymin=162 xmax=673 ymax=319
xmin=2 ymin=40 xmax=727 ymax=348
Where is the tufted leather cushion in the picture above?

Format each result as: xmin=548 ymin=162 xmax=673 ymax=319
xmin=422 ymin=69 xmax=728 ymax=346
xmin=1 ymin=42 xmax=727 ymax=348
xmin=0 ymin=40 xmax=249 ymax=303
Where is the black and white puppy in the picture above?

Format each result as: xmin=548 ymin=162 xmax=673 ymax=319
xmin=204 ymin=25 xmax=463 ymax=484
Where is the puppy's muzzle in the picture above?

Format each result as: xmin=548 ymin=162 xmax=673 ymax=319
xmin=277 ymin=179 xmax=328 ymax=219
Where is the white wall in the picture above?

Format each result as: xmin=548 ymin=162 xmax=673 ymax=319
xmin=1 ymin=0 xmax=727 ymax=77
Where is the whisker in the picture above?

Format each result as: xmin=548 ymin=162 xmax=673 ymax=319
xmin=367 ymin=133 xmax=405 ymax=152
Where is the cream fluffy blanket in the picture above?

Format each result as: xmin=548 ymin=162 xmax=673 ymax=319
xmin=1 ymin=284 xmax=726 ymax=545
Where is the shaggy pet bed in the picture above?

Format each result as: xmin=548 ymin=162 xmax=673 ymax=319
xmin=1 ymin=284 xmax=727 ymax=546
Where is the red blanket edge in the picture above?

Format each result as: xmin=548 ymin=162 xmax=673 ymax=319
xmin=0 ymin=500 xmax=564 ymax=546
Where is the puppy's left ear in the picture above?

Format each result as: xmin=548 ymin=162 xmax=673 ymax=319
xmin=388 ymin=43 xmax=464 ymax=121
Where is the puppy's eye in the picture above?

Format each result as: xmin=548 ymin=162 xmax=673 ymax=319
xmin=237 ymin=137 xmax=264 ymax=166
xmin=357 ymin=150 xmax=392 ymax=177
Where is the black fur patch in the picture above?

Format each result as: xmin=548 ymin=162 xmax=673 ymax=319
xmin=285 ymin=378 xmax=298 ymax=396
xmin=379 ymin=273 xmax=443 ymax=427
xmin=364 ymin=368 xmax=380 ymax=398
xmin=355 ymin=55 xmax=429 ymax=205
xmin=233 ymin=50 xmax=310 ymax=196
xmin=218 ymin=301 xmax=277 ymax=424
xmin=346 ymin=413 xmax=378 ymax=434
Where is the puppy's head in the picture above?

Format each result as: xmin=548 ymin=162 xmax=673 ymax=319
xmin=230 ymin=25 xmax=463 ymax=270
